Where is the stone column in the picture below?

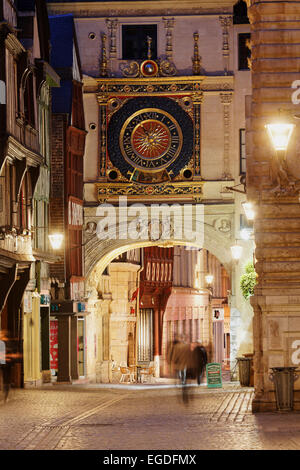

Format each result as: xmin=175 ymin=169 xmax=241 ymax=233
xmin=106 ymin=18 xmax=118 ymax=75
xmin=97 ymin=94 xmax=108 ymax=179
xmin=220 ymin=92 xmax=233 ymax=180
xmin=219 ymin=16 xmax=232 ymax=75
xmin=248 ymin=0 xmax=300 ymax=411
xmin=192 ymin=92 xmax=203 ymax=178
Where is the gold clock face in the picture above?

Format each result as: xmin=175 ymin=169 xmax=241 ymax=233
xmin=120 ymin=108 xmax=183 ymax=172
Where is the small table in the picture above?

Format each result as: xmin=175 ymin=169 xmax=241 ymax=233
xmin=135 ymin=362 xmax=150 ymax=383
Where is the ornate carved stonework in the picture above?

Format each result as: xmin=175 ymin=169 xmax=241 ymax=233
xmin=92 ymin=75 xmax=234 ymax=200
xmin=219 ymin=16 xmax=232 ymax=75
xmin=120 ymin=61 xmax=140 ymax=78
xmin=105 ymin=18 xmax=118 ymax=59
xmin=99 ymin=33 xmax=108 ymax=77
xmin=192 ymin=32 xmax=202 ymax=75
xmin=98 ymin=94 xmax=109 ymax=178
xmin=269 ymin=151 xmax=300 ymax=197
xmin=96 ymin=181 xmax=203 ymax=202
xmin=159 ymin=59 xmax=177 ymax=77
xmin=220 ymin=92 xmax=233 ymax=180
xmin=161 ymin=17 xmax=177 ymax=76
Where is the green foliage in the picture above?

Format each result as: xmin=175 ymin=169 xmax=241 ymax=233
xmin=240 ymin=261 xmax=257 ymax=300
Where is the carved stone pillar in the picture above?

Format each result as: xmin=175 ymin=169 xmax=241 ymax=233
xmin=163 ymin=17 xmax=175 ymax=62
xmin=192 ymin=32 xmax=202 ymax=75
xmin=105 ymin=18 xmax=118 ymax=75
xmin=192 ymin=91 xmax=203 ymax=178
xmin=97 ymin=94 xmax=108 ymax=178
xmin=100 ymin=33 xmax=108 ymax=77
xmin=161 ymin=17 xmax=177 ymax=76
xmin=219 ymin=16 xmax=232 ymax=75
xmin=248 ymin=0 xmax=300 ymax=411
xmin=220 ymin=92 xmax=233 ymax=180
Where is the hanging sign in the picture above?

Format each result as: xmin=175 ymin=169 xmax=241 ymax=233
xmin=206 ymin=362 xmax=223 ymax=388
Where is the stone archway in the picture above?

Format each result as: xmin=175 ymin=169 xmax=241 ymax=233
xmin=84 ymin=220 xmax=233 ymax=281
xmin=82 ymin=206 xmax=254 ymax=383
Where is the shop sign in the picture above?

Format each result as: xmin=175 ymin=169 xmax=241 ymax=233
xmin=68 ymin=200 xmax=83 ymax=226
xmin=206 ymin=363 xmax=222 ymax=388
xmin=50 ymin=320 xmax=58 ymax=372
xmin=40 ymin=294 xmax=51 ymax=306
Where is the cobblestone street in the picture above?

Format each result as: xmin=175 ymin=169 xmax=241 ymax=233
xmin=1 ymin=383 xmax=300 ymax=451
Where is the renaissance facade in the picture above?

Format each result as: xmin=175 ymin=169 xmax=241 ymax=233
xmin=46 ymin=0 xmax=254 ymax=383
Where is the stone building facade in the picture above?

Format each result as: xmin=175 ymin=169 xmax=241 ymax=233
xmin=47 ymin=0 xmax=254 ymax=382
xmin=48 ymin=13 xmax=87 ymax=383
xmin=246 ymin=0 xmax=300 ymax=411
xmin=0 ymin=0 xmax=59 ymax=388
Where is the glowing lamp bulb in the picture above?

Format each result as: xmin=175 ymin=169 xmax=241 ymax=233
xmin=265 ymin=123 xmax=295 ymax=151
xmin=48 ymin=233 xmax=63 ymax=250
xmin=205 ymin=274 xmax=214 ymax=285
xmin=231 ymin=244 xmax=243 ymax=261
xmin=242 ymin=202 xmax=255 ymax=221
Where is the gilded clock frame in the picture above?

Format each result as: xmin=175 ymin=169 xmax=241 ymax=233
xmin=95 ymin=75 xmax=234 ymax=203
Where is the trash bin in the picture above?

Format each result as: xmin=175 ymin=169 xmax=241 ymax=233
xmin=236 ymin=357 xmax=251 ymax=386
xmin=269 ymin=367 xmax=299 ymax=411
xmin=243 ymin=353 xmax=254 ymax=386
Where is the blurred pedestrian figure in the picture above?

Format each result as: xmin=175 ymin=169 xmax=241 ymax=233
xmin=191 ymin=341 xmax=208 ymax=385
xmin=0 ymin=330 xmax=20 ymax=403
xmin=167 ymin=336 xmax=191 ymax=385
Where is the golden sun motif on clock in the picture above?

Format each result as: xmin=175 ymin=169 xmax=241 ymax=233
xmin=131 ymin=120 xmax=170 ymax=159
xmin=120 ymin=108 xmax=183 ymax=172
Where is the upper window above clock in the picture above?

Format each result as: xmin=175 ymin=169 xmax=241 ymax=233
xmin=122 ymin=25 xmax=157 ymax=60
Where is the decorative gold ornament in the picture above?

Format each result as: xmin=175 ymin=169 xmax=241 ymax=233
xmin=192 ymin=32 xmax=202 ymax=75
xmin=100 ymin=33 xmax=108 ymax=77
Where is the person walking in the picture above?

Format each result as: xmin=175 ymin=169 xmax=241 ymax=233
xmin=192 ymin=342 xmax=208 ymax=385
xmin=168 ymin=336 xmax=191 ymax=385
xmin=0 ymin=330 xmax=20 ymax=403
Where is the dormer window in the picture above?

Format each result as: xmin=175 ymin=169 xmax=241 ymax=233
xmin=122 ymin=24 xmax=157 ymax=60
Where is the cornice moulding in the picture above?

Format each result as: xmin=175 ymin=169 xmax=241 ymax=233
xmin=82 ymin=74 xmax=234 ymax=94
xmin=7 ymin=136 xmax=43 ymax=167
xmin=5 ymin=33 xmax=25 ymax=56
xmin=47 ymin=0 xmax=235 ymax=16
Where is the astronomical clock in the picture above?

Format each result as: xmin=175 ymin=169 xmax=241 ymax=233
xmin=96 ymin=43 xmax=206 ymax=203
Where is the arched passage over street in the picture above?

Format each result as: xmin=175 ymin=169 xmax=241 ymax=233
xmin=82 ymin=214 xmax=253 ymax=384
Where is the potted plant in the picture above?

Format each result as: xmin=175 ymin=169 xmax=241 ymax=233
xmin=240 ymin=261 xmax=257 ymax=300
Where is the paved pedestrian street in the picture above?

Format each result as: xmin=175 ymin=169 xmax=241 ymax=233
xmin=0 ymin=383 xmax=300 ymax=451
